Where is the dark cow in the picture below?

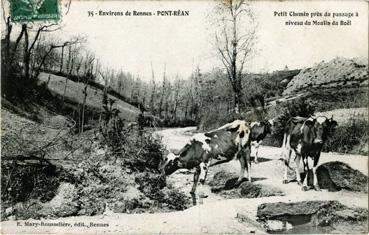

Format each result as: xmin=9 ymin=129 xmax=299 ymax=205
xmin=158 ymin=120 xmax=251 ymax=205
xmin=282 ymin=116 xmax=337 ymax=191
xmin=250 ymin=119 xmax=274 ymax=163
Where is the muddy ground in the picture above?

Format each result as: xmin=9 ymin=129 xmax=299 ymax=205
xmin=1 ymin=127 xmax=368 ymax=234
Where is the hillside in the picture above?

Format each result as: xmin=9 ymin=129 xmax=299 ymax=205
xmin=38 ymin=73 xmax=140 ymax=121
xmin=283 ymin=57 xmax=368 ymax=95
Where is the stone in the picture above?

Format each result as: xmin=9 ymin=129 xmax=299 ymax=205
xmin=317 ymin=161 xmax=368 ymax=192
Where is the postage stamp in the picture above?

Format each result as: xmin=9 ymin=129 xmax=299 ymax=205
xmin=10 ymin=0 xmax=59 ymax=22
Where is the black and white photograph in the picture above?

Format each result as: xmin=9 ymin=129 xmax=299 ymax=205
xmin=1 ymin=0 xmax=368 ymax=234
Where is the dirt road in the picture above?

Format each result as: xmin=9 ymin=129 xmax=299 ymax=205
xmin=2 ymin=127 xmax=367 ymax=234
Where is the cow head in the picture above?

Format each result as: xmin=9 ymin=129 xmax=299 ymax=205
xmin=158 ymin=152 xmax=183 ymax=178
xmin=263 ymin=118 xmax=275 ymax=134
xmin=308 ymin=116 xmax=338 ymax=144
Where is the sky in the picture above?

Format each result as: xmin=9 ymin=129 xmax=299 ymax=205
xmin=4 ymin=0 xmax=368 ymax=81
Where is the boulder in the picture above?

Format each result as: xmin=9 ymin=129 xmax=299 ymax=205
xmin=46 ymin=115 xmax=71 ymax=129
xmin=38 ymin=183 xmax=79 ymax=218
xmin=209 ymin=171 xmax=284 ymax=198
xmin=256 ymin=200 xmax=368 ymax=233
xmin=317 ymin=161 xmax=368 ymax=192
xmin=239 ymin=182 xmax=284 ymax=198
xmin=208 ymin=171 xmax=239 ymax=192
xmin=257 ymin=200 xmax=345 ymax=221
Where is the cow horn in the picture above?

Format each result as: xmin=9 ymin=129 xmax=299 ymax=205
xmin=330 ymin=115 xmax=334 ymax=120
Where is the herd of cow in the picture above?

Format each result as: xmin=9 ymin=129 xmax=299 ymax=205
xmin=158 ymin=116 xmax=338 ymax=205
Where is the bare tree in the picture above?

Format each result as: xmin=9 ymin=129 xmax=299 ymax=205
xmin=80 ymin=51 xmax=95 ymax=133
xmin=172 ymin=77 xmax=182 ymax=121
xmin=164 ymin=80 xmax=172 ymax=119
xmin=158 ymin=64 xmax=166 ymax=119
xmin=59 ymin=45 xmax=65 ymax=73
xmin=149 ymin=62 xmax=156 ymax=115
xmin=212 ymin=0 xmax=257 ymax=113
xmin=22 ymin=23 xmax=60 ymax=79
xmin=33 ymin=36 xmax=84 ymax=79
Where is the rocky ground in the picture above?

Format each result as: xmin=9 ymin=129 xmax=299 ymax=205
xmin=283 ymin=57 xmax=368 ymax=95
xmin=2 ymin=127 xmax=367 ymax=234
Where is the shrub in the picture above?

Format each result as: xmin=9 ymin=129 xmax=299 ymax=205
xmin=198 ymin=103 xmax=239 ymax=131
xmin=323 ymin=118 xmax=368 ymax=154
xmin=1 ymin=161 xmax=76 ymax=204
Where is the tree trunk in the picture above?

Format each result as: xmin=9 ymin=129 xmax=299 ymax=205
xmin=62 ymin=77 xmax=68 ymax=107
xmin=81 ymin=84 xmax=88 ymax=133
xmin=234 ymin=91 xmax=241 ymax=114
xmin=23 ymin=25 xmax=30 ymax=80
xmin=184 ymin=97 xmax=189 ymax=120
xmin=46 ymin=74 xmax=51 ymax=87
xmin=10 ymin=24 xmax=26 ymax=64
xmin=5 ymin=18 xmax=12 ymax=62
xmin=3 ymin=17 xmax=12 ymax=91
xmin=232 ymin=13 xmax=241 ymax=114
xmin=150 ymin=84 xmax=156 ymax=114
xmin=59 ymin=46 xmax=64 ymax=73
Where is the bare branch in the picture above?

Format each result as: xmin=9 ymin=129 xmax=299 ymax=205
xmin=28 ymin=23 xmax=59 ymax=53
xmin=65 ymin=0 xmax=72 ymax=15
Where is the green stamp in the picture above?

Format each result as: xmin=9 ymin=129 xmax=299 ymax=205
xmin=10 ymin=0 xmax=59 ymax=22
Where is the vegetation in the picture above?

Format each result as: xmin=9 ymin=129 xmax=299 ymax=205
xmin=323 ymin=118 xmax=368 ymax=155
xmin=1 ymin=6 xmax=189 ymax=220
xmin=1 ymin=0 xmax=367 ymax=223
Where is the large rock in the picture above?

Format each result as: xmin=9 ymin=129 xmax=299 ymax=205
xmin=317 ymin=161 xmax=368 ymax=192
xmin=208 ymin=171 xmax=239 ymax=192
xmin=209 ymin=171 xmax=284 ymax=198
xmin=283 ymin=57 xmax=368 ymax=95
xmin=45 ymin=115 xmax=72 ymax=129
xmin=38 ymin=183 xmax=79 ymax=218
xmin=256 ymin=200 xmax=368 ymax=233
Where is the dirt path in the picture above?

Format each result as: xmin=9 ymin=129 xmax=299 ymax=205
xmin=2 ymin=127 xmax=367 ymax=234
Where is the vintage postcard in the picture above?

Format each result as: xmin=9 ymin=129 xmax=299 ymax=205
xmin=1 ymin=0 xmax=368 ymax=234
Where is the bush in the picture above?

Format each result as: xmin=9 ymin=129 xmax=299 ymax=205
xmin=198 ymin=103 xmax=240 ymax=131
xmin=1 ymin=162 xmax=75 ymax=205
xmin=135 ymin=172 xmax=190 ymax=211
xmin=305 ymin=88 xmax=368 ymax=112
xmin=323 ymin=118 xmax=368 ymax=154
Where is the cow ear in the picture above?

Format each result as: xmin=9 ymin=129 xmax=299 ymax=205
xmin=174 ymin=158 xmax=183 ymax=167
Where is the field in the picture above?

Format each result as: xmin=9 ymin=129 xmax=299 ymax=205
xmin=38 ymin=73 xmax=140 ymax=121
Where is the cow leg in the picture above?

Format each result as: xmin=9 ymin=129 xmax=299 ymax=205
xmin=198 ymin=161 xmax=210 ymax=199
xmin=190 ymin=166 xmax=201 ymax=205
xmin=254 ymin=141 xmax=260 ymax=163
xmin=294 ymin=153 xmax=302 ymax=185
xmin=198 ymin=162 xmax=207 ymax=184
xmin=282 ymin=135 xmax=292 ymax=184
xmin=301 ymin=156 xmax=310 ymax=191
xmin=312 ymin=155 xmax=321 ymax=191
xmin=245 ymin=147 xmax=252 ymax=182
xmin=237 ymin=152 xmax=246 ymax=185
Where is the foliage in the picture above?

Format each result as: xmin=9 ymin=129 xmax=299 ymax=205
xmin=1 ymin=162 xmax=74 ymax=204
xmin=323 ymin=118 xmax=368 ymax=154
xmin=305 ymin=88 xmax=368 ymax=112
xmin=135 ymin=172 xmax=190 ymax=211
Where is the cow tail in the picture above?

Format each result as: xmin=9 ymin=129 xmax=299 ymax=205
xmin=281 ymin=133 xmax=291 ymax=168
xmin=282 ymin=133 xmax=287 ymax=148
